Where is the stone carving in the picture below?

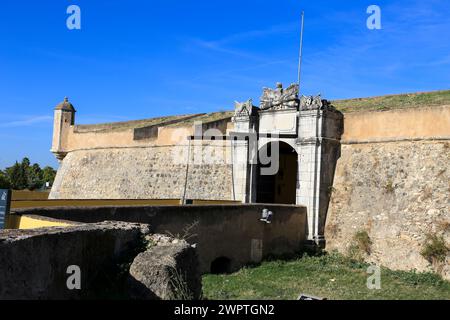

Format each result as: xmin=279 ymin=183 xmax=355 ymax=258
xmin=260 ymin=83 xmax=299 ymax=110
xmin=234 ymin=99 xmax=253 ymax=118
xmin=299 ymin=95 xmax=332 ymax=111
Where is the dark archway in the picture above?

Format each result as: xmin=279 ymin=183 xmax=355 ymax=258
xmin=256 ymin=141 xmax=298 ymax=204
xmin=210 ymin=257 xmax=232 ymax=274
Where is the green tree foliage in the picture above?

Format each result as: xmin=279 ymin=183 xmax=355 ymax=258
xmin=27 ymin=163 xmax=44 ymax=190
xmin=1 ymin=158 xmax=57 ymax=190
xmin=0 ymin=171 xmax=10 ymax=189
xmin=42 ymin=166 xmax=57 ymax=187
xmin=5 ymin=161 xmax=27 ymax=190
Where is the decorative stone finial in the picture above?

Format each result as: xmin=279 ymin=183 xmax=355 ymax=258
xmin=299 ymin=94 xmax=333 ymax=111
xmin=233 ymin=99 xmax=253 ymax=119
xmin=55 ymin=96 xmax=76 ymax=112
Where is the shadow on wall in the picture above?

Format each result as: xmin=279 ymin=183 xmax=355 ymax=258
xmin=210 ymin=257 xmax=232 ymax=274
xmin=11 ymin=204 xmax=308 ymax=273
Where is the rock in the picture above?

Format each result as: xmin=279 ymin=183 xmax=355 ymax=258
xmin=128 ymin=242 xmax=201 ymax=300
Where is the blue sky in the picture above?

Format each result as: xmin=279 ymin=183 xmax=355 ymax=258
xmin=0 ymin=0 xmax=449 ymax=168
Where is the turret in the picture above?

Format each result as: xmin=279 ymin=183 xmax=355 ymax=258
xmin=51 ymin=97 xmax=76 ymax=162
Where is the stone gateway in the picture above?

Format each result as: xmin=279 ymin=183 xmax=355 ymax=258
xmin=50 ymin=83 xmax=344 ymax=244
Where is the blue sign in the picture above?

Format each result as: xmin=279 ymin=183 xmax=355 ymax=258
xmin=0 ymin=189 xmax=11 ymax=229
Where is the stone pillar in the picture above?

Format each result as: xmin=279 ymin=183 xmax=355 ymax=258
xmin=231 ymin=139 xmax=249 ymax=202
xmin=296 ymin=109 xmax=323 ymax=242
xmin=296 ymin=98 xmax=343 ymax=245
xmin=231 ymin=100 xmax=258 ymax=203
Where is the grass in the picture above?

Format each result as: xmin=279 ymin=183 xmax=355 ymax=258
xmin=202 ymin=252 xmax=450 ymax=300
xmin=421 ymin=234 xmax=449 ymax=264
xmin=347 ymin=231 xmax=372 ymax=260
xmin=168 ymin=111 xmax=234 ymax=127
xmin=331 ymin=89 xmax=450 ymax=113
xmin=74 ymin=115 xmax=191 ymax=133
xmin=65 ymin=90 xmax=450 ymax=134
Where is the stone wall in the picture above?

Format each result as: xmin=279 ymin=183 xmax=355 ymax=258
xmin=50 ymin=142 xmax=233 ymax=201
xmin=0 ymin=221 xmax=149 ymax=299
xmin=12 ymin=204 xmax=307 ymax=273
xmin=0 ymin=222 xmax=202 ymax=299
xmin=342 ymin=105 xmax=450 ymax=142
xmin=325 ymin=140 xmax=450 ymax=279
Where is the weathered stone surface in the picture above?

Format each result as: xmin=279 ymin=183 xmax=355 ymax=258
xmin=233 ymin=99 xmax=253 ymax=119
xmin=0 ymin=221 xmax=150 ymax=299
xmin=260 ymin=83 xmax=299 ymax=110
xmin=14 ymin=204 xmax=307 ymax=274
xmin=0 ymin=222 xmax=203 ymax=300
xmin=128 ymin=241 xmax=201 ymax=300
xmin=50 ymin=144 xmax=233 ymax=200
xmin=326 ymin=141 xmax=450 ymax=280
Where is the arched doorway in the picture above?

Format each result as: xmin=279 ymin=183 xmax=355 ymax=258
xmin=210 ymin=257 xmax=232 ymax=274
xmin=256 ymin=141 xmax=298 ymax=204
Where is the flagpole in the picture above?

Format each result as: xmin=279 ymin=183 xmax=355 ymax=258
xmin=297 ymin=11 xmax=305 ymax=89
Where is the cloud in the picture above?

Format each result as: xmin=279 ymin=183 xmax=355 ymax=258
xmin=185 ymin=21 xmax=299 ymax=61
xmin=188 ymin=39 xmax=263 ymax=60
xmin=207 ymin=22 xmax=299 ymax=46
xmin=0 ymin=115 xmax=53 ymax=128
xmin=298 ymin=0 xmax=450 ymax=98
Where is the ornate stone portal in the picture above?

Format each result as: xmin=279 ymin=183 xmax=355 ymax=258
xmin=231 ymin=83 xmax=343 ymax=244
xmin=49 ymin=83 xmax=343 ymax=245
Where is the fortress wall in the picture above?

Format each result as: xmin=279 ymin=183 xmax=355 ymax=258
xmin=65 ymin=126 xmax=196 ymax=151
xmin=326 ymin=140 xmax=450 ymax=279
xmin=0 ymin=221 xmax=149 ymax=299
xmin=66 ymin=128 xmax=135 ymax=150
xmin=157 ymin=126 xmax=194 ymax=145
xmin=50 ymin=141 xmax=234 ymax=201
xmin=326 ymin=106 xmax=450 ymax=279
xmin=342 ymin=105 xmax=450 ymax=142
xmin=11 ymin=204 xmax=307 ymax=273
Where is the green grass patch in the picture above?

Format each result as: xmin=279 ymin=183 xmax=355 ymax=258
xmin=202 ymin=252 xmax=450 ymax=300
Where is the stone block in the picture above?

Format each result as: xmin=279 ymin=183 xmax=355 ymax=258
xmin=128 ymin=242 xmax=201 ymax=300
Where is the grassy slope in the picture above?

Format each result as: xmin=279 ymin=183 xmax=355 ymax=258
xmin=202 ymin=253 xmax=450 ymax=300
xmin=331 ymin=89 xmax=450 ymax=113
xmin=168 ymin=111 xmax=234 ymax=127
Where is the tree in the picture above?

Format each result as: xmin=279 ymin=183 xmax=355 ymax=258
xmin=5 ymin=161 xmax=27 ymax=190
xmin=27 ymin=163 xmax=44 ymax=190
xmin=22 ymin=157 xmax=30 ymax=169
xmin=3 ymin=158 xmax=56 ymax=190
xmin=42 ymin=166 xmax=57 ymax=187
xmin=0 ymin=171 xmax=10 ymax=189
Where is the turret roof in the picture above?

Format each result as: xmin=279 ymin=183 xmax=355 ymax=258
xmin=55 ymin=97 xmax=76 ymax=112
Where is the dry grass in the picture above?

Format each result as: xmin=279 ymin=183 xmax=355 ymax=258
xmin=332 ymin=90 xmax=450 ymax=113
xmin=169 ymin=111 xmax=234 ymax=127
xmin=437 ymin=220 xmax=450 ymax=233
xmin=347 ymin=231 xmax=372 ymax=261
xmin=74 ymin=115 xmax=187 ymax=133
